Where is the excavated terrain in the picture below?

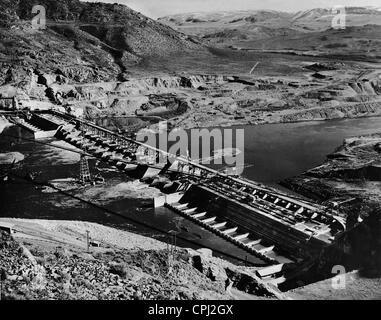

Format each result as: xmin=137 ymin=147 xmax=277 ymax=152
xmin=1 ymin=1 xmax=381 ymax=131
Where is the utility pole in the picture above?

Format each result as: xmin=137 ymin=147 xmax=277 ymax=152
xmin=249 ymin=62 xmax=260 ymax=75
xmin=86 ymin=230 xmax=90 ymax=253
xmin=0 ymin=268 xmax=6 ymax=301
xmin=168 ymin=230 xmax=177 ymax=255
xmin=167 ymin=229 xmax=179 ymax=275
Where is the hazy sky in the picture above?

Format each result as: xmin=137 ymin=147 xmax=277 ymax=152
xmin=84 ymin=0 xmax=381 ymax=18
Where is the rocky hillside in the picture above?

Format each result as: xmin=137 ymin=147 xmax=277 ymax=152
xmin=0 ymin=231 xmax=226 ymax=300
xmin=0 ymin=0 xmax=202 ymax=87
xmin=0 ymin=220 xmax=280 ymax=300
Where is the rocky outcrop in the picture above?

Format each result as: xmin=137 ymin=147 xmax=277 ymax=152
xmin=115 ymin=75 xmax=227 ymax=94
xmin=0 ymin=230 xmax=231 ymax=300
xmin=109 ymin=97 xmax=149 ymax=115
xmin=186 ymin=248 xmax=279 ymax=298
xmin=282 ymin=102 xmax=381 ymax=123
xmin=137 ymin=94 xmax=189 ymax=118
xmin=282 ymin=133 xmax=381 ymax=210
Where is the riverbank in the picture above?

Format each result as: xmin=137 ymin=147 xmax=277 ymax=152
xmin=0 ymin=218 xmax=281 ymax=300
xmin=282 ymin=132 xmax=381 ymax=214
xmin=166 ymin=98 xmax=381 ymax=131
xmin=3 ymin=49 xmax=380 ymax=132
xmin=279 ymin=132 xmax=381 ymax=298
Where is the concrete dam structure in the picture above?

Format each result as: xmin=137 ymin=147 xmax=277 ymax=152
xmin=7 ymin=112 xmax=59 ymax=139
xmin=4 ymin=109 xmax=347 ymax=286
xmin=165 ymin=184 xmax=344 ymax=263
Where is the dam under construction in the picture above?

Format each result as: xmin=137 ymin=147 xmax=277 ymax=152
xmin=1 ymin=109 xmax=350 ymax=290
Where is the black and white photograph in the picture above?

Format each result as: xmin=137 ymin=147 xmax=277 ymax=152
xmin=0 ymin=0 xmax=381 ymax=308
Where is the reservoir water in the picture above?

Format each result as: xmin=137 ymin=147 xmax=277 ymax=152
xmin=241 ymin=117 xmax=381 ymax=183
xmin=1 ymin=116 xmax=381 ymax=265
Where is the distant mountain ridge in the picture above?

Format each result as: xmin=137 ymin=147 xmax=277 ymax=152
xmin=158 ymin=6 xmax=381 ymax=51
xmin=159 ymin=6 xmax=381 ymax=34
xmin=160 ymin=6 xmax=381 ymax=22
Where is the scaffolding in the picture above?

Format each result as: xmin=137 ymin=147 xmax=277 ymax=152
xmin=79 ymin=155 xmax=92 ymax=184
xmin=78 ymin=121 xmax=93 ymax=184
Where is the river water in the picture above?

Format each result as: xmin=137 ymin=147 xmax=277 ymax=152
xmin=1 ymin=116 xmax=381 ymax=265
xmin=240 ymin=117 xmax=381 ymax=183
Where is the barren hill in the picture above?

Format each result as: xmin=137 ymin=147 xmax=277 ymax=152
xmin=159 ymin=7 xmax=381 ymax=48
xmin=0 ymin=0 xmax=203 ymax=86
